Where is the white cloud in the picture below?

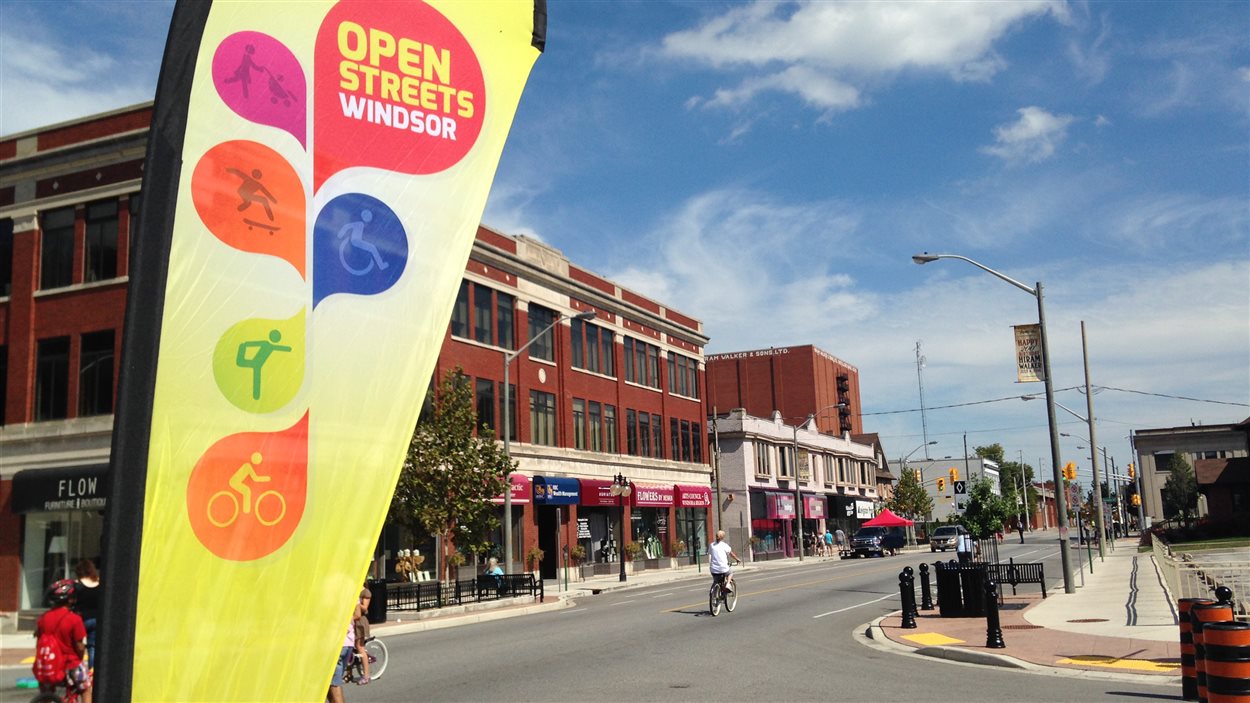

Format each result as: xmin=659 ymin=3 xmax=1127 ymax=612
xmin=980 ymin=106 xmax=1077 ymax=164
xmin=660 ymin=1 xmax=1065 ymax=116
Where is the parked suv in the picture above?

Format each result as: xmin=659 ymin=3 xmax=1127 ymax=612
xmin=929 ymin=524 xmax=969 ymax=552
xmin=850 ymin=527 xmax=888 ymax=558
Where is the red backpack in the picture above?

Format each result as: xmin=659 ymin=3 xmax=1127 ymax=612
xmin=32 ymin=609 xmax=71 ymax=685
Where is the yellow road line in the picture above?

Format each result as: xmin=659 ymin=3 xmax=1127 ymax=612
xmin=1056 ymin=655 xmax=1180 ymax=673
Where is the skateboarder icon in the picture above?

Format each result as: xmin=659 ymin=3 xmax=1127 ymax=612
xmin=236 ymin=329 xmax=292 ymax=400
xmin=338 ymin=209 xmax=390 ymax=276
xmin=226 ymin=167 xmax=279 ymax=233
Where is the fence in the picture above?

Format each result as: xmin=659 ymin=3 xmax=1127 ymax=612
xmin=1152 ymin=537 xmax=1249 ymax=620
xmin=384 ymin=572 xmax=544 ymax=614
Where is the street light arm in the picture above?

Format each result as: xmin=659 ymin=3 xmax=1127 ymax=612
xmin=505 ymin=310 xmax=596 ymax=364
xmin=1023 ymin=395 xmax=1087 ymax=422
xmin=912 ymin=253 xmax=1036 ymax=296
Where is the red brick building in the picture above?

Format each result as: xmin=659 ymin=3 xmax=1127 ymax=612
xmin=0 ymin=105 xmax=713 ymax=627
xmin=706 ymin=344 xmax=862 ymax=436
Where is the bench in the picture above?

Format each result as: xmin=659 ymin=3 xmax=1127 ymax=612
xmin=992 ymin=558 xmax=1047 ymax=598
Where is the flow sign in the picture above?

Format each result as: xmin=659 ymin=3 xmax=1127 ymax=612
xmin=953 ymin=480 xmax=968 ymax=495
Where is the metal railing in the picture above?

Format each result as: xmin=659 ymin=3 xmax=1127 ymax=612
xmin=385 ymin=572 xmax=544 ymax=614
xmin=1152 ymin=537 xmax=1249 ymax=620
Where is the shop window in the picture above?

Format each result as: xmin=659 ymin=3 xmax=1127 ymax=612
xmin=84 ymin=199 xmax=119 ymax=282
xmin=79 ymin=330 xmax=115 ymax=416
xmin=40 ymin=207 xmax=75 ymax=290
xmin=604 ymin=405 xmax=617 ymax=453
xmin=631 ymin=508 xmax=668 ymax=557
xmin=527 ymin=305 xmax=557 ymax=362
xmin=36 ymin=337 xmax=70 ymax=420
xmin=529 ymin=389 xmax=556 ymax=445
xmin=0 ymin=218 xmax=12 ymax=297
xmin=20 ymin=511 xmax=104 ymax=610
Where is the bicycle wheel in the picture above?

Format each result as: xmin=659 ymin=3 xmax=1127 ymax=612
xmin=708 ymin=584 xmax=722 ymax=616
xmin=364 ymin=637 xmax=388 ymax=680
xmin=724 ymin=583 xmax=737 ymax=612
xmin=28 ymin=693 xmax=64 ymax=703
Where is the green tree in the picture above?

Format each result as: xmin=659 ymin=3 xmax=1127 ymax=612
xmin=961 ymin=476 xmax=1013 ymax=539
xmin=389 ymin=368 xmax=515 ymax=581
xmin=1161 ymin=454 xmax=1198 ymax=524
xmin=888 ymin=467 xmax=934 ymax=522
xmin=976 ymin=444 xmax=1035 ymax=526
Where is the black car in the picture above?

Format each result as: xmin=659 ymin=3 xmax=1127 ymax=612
xmin=850 ymin=527 xmax=888 ymax=558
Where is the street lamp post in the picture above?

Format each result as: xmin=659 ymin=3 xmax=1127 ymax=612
xmin=914 ymin=252 xmax=1075 ymax=594
xmin=901 ymin=441 xmax=937 ymax=540
xmin=503 ymin=310 xmax=595 ymax=574
xmin=609 ymin=473 xmax=632 ymax=582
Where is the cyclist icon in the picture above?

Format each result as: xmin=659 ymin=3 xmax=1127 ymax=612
xmin=207 ymin=452 xmax=287 ymax=528
xmin=236 ymin=329 xmax=292 ymax=401
xmin=337 ymin=209 xmax=390 ymax=276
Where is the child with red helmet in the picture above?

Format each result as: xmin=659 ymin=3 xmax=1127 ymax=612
xmin=33 ymin=579 xmax=92 ymax=703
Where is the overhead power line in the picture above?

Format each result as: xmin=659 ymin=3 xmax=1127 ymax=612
xmin=861 ymin=387 xmax=1083 ymax=416
xmin=1086 ymin=385 xmax=1249 ymax=408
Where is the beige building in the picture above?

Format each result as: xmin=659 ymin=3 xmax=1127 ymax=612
xmin=1132 ymin=421 xmax=1249 ymax=523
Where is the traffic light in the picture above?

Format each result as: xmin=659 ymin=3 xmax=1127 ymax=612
xmin=914 ymin=469 xmax=922 ymax=482
xmin=937 ymin=478 xmax=945 ymax=492
xmin=1131 ymin=494 xmax=1141 ymax=507
xmin=949 ymin=467 xmax=958 ymax=482
xmin=1063 ymin=462 xmax=1077 ymax=481
xmin=1128 ymin=463 xmax=1135 ymax=479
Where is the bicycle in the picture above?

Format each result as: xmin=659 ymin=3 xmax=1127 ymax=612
xmin=341 ymin=635 xmax=388 ymax=684
xmin=708 ymin=561 xmax=741 ymax=616
xmin=28 ymin=668 xmax=90 ymax=703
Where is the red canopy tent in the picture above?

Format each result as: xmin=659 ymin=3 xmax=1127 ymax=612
xmin=861 ymin=508 xmax=913 ymax=527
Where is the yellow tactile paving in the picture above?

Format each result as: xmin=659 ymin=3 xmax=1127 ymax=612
xmin=1055 ymin=655 xmax=1180 ymax=673
xmin=902 ymin=632 xmax=965 ymax=646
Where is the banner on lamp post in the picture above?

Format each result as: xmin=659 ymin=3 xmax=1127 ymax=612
xmin=1014 ymin=323 xmax=1044 ymax=383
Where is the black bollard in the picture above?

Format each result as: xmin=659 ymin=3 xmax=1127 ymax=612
xmin=984 ymin=577 xmax=1005 ymax=648
xmin=903 ymin=566 xmax=919 ymax=619
xmin=919 ymin=563 xmax=934 ymax=610
xmin=900 ymin=570 xmax=917 ymax=629
xmin=1214 ymin=585 xmax=1233 ymax=606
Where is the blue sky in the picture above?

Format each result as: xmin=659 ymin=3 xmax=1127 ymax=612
xmin=3 ymin=1 xmax=1247 ymax=483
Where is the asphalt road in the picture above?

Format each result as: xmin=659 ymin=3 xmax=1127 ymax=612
xmin=346 ymin=535 xmax=1175 ymax=703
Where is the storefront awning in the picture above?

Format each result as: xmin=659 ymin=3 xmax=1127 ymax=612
xmin=630 ymin=483 xmax=673 ymax=507
xmin=578 ymin=478 xmax=618 ymax=507
xmin=490 ymin=474 xmax=530 ymax=505
xmin=675 ymin=484 xmax=712 ymax=508
xmin=532 ymin=476 xmax=579 ymax=505
xmin=11 ymin=465 xmax=109 ymax=514
xmin=803 ymin=495 xmax=827 ymax=519
xmin=766 ymin=491 xmax=795 ymax=519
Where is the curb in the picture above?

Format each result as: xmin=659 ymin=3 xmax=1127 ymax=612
xmin=859 ymin=614 xmax=1181 ymax=685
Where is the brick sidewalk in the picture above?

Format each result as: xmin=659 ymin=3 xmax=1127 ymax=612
xmin=876 ymin=593 xmax=1182 ymax=678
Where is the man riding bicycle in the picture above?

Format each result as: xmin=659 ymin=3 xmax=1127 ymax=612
xmin=708 ymin=530 xmax=742 ymax=593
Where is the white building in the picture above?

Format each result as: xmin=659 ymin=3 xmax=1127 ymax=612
xmin=886 ymin=457 xmax=1000 ymax=522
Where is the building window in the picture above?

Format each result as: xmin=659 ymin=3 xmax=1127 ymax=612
xmin=588 ymin=401 xmax=602 ymax=452
xmin=671 ymin=418 xmax=681 ymax=460
xmin=824 ymin=455 xmax=836 ymax=488
xmin=36 ymin=337 xmax=70 ymax=420
xmin=529 ymin=390 xmax=556 ymax=445
xmin=623 ymin=337 xmax=660 ymax=388
xmin=680 ymin=420 xmax=692 ymax=461
xmin=754 ymin=443 xmax=771 ymax=477
xmin=572 ymin=398 xmax=586 ymax=450
xmin=571 ymin=319 xmax=615 ymax=376
xmin=666 ymin=353 xmax=699 ymax=398
xmin=604 ymin=405 xmax=617 ymax=453
xmin=600 ymin=329 xmax=615 ymax=376
xmin=779 ymin=444 xmax=792 ymax=479
xmin=128 ymin=192 xmax=142 ymax=240
xmin=475 ymin=379 xmax=495 ymax=434
xmin=692 ymin=423 xmax=702 ymax=463
xmin=497 ymin=382 xmax=517 ymax=442
xmin=496 ymin=293 xmax=514 ymax=350
xmin=0 ymin=345 xmax=7 ymax=425
xmin=79 ymin=330 xmax=115 ymax=416
xmin=626 ymin=409 xmax=638 ymax=456
xmin=0 ymin=218 xmax=13 ymax=297
xmin=40 ymin=207 xmax=75 ymax=290
xmin=84 ymin=199 xmax=118 ymax=283
xmin=451 ymin=281 xmax=469 ymax=338
xmin=527 ymin=305 xmax=557 ymax=362
xmin=473 ymin=284 xmax=493 ymax=344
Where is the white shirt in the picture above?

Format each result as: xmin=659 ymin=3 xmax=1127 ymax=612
xmin=709 ymin=540 xmax=734 ymax=574
xmin=956 ymin=533 xmax=972 ymax=553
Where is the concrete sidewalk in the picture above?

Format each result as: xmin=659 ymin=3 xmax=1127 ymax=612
xmin=869 ymin=536 xmax=1188 ymax=684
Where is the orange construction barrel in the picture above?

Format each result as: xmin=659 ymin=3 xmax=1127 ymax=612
xmin=1204 ymin=621 xmax=1250 ymax=703
xmin=1193 ymin=602 xmax=1236 ymax=703
xmin=1182 ymin=599 xmax=1218 ymax=700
